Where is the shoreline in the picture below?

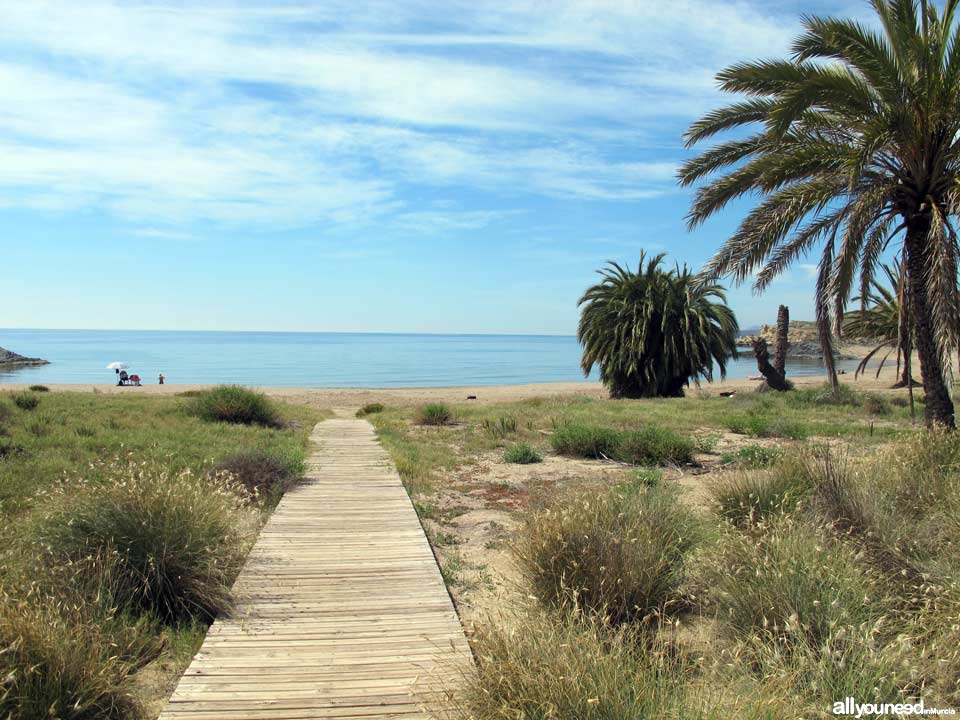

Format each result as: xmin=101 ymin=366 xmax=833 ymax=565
xmin=0 ymin=366 xmax=914 ymax=408
xmin=0 ymin=343 xmax=926 ymax=407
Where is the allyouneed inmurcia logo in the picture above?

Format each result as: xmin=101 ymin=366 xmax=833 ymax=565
xmin=833 ymin=698 xmax=957 ymax=717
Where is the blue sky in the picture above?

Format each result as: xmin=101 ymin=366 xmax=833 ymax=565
xmin=1 ymin=0 xmax=868 ymax=334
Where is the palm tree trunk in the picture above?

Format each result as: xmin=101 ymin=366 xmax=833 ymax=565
xmin=752 ymin=338 xmax=792 ymax=391
xmin=773 ymin=304 xmax=789 ymax=376
xmin=904 ymin=215 xmax=955 ymax=428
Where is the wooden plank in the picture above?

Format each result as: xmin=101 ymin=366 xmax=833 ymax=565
xmin=158 ymin=414 xmax=472 ymax=719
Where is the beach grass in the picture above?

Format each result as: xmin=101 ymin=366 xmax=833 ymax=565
xmin=367 ymin=384 xmax=959 ymax=716
xmin=502 ymin=442 xmax=542 ymax=464
xmin=367 ymin=382 xmax=915 ymax=495
xmin=0 ymin=392 xmax=317 ymax=517
xmin=0 ymin=390 xmax=321 ymax=717
xmin=456 ymin=438 xmax=959 ymax=715
xmin=514 ymin=481 xmax=702 ymax=625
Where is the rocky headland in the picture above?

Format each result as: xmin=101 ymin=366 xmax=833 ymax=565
xmin=736 ymin=321 xmax=859 ymax=360
xmin=0 ymin=346 xmax=49 ymax=366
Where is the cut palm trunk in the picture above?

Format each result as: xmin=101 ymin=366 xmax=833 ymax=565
xmin=753 ymin=337 xmax=792 ymax=392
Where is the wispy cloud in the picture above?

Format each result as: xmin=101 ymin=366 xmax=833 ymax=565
xmin=392 ymin=209 xmax=520 ymax=235
xmin=0 ymin=0 xmax=830 ymax=229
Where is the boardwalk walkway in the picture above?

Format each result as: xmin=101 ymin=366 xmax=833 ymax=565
xmin=159 ymin=414 xmax=472 ymax=720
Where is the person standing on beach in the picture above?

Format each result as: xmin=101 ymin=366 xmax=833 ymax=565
xmin=158 ymin=372 xmax=165 ymax=385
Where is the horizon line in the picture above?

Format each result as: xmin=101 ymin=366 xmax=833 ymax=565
xmin=0 ymin=325 xmax=766 ymax=338
xmin=0 ymin=326 xmax=582 ymax=338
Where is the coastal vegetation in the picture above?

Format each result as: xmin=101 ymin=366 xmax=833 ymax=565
xmin=369 ymin=384 xmax=958 ymax=717
xmin=578 ymin=252 xmax=738 ymax=398
xmin=12 ymin=392 xmax=39 ymax=411
xmin=550 ymin=421 xmax=694 ymax=465
xmin=502 ymin=442 xmax=542 ymax=464
xmin=514 ymin=481 xmax=701 ymax=625
xmin=0 ymin=390 xmax=319 ymax=717
xmin=416 ymin=402 xmax=454 ymax=425
xmin=680 ymin=0 xmax=960 ymax=428
xmin=190 ymin=384 xmax=284 ymax=427
xmin=355 ymin=401 xmax=385 ymax=417
xmin=843 ymin=263 xmax=916 ymax=386
xmin=214 ymin=449 xmax=304 ymax=504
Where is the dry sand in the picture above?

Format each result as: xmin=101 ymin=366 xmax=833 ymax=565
xmin=1 ymin=346 xmax=920 ymax=409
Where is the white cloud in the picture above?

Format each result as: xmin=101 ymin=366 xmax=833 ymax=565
xmin=392 ymin=209 xmax=519 ymax=234
xmin=0 ymin=0 xmax=819 ymax=228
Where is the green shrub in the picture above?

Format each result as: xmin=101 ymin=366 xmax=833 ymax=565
xmin=710 ymin=454 xmax=814 ymax=527
xmin=550 ymin=423 xmax=693 ymax=466
xmin=191 ymin=385 xmax=282 ymax=427
xmin=514 ymin=484 xmax=701 ymax=624
xmin=862 ymin=394 xmax=891 ymax=415
xmin=624 ymin=468 xmax=663 ymax=489
xmin=483 ymin=416 xmax=518 ymax=438
xmin=214 ymin=449 xmax=302 ymax=502
xmin=26 ymin=416 xmax=52 ymax=437
xmin=40 ymin=462 xmax=257 ymax=624
xmin=12 ymin=392 xmax=39 ymax=411
xmin=726 ymin=412 xmax=807 ymax=440
xmin=721 ymin=444 xmax=782 ymax=468
xmin=416 ymin=402 xmax=454 ymax=426
xmin=788 ymin=383 xmax=891 ymax=416
xmin=458 ymin=607 xmax=689 ymax=720
xmin=789 ymin=383 xmax=862 ymax=407
xmin=28 ymin=385 xmax=49 ymax=392
xmin=617 ymin=427 xmax=694 ymax=465
xmin=550 ymin=422 xmax=621 ymax=459
xmin=0 ymin=437 xmax=24 ymax=458
xmin=694 ymin=434 xmax=720 ymax=453
xmin=355 ymin=402 xmax=385 ymax=417
xmin=503 ymin=442 xmax=542 ymax=464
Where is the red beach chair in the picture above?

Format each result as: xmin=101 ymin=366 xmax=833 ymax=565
xmin=129 ymin=374 xmax=142 ymax=386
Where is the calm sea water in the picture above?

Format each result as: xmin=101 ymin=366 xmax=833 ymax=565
xmin=0 ymin=329 xmax=850 ymax=387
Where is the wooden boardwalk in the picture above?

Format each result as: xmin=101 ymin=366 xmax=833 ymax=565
xmin=159 ymin=415 xmax=473 ymax=720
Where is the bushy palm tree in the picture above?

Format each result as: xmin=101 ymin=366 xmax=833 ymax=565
xmin=842 ymin=263 xmax=916 ymax=386
xmin=680 ymin=0 xmax=960 ymax=427
xmin=578 ymin=253 xmax=739 ymax=398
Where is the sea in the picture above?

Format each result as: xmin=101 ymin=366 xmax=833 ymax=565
xmin=0 ymin=329 xmax=856 ymax=388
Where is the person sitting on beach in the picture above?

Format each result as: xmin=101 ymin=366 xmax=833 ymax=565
xmin=118 ymin=370 xmax=128 ymax=386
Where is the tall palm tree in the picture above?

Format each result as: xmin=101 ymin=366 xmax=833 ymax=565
xmin=842 ymin=262 xmax=916 ymax=386
xmin=679 ymin=0 xmax=960 ymax=428
xmin=578 ymin=253 xmax=739 ymax=398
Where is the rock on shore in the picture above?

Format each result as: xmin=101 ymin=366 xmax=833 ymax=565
xmin=0 ymin=346 xmax=49 ymax=366
xmin=736 ymin=321 xmax=858 ymax=360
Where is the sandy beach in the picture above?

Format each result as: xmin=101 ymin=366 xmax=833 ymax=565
xmin=0 ymin=348 xmax=924 ymax=409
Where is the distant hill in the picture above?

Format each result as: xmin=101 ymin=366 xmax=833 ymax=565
xmin=0 ymin=346 xmax=49 ymax=366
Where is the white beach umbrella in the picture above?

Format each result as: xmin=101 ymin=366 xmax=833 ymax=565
xmin=106 ymin=362 xmax=129 ymax=370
